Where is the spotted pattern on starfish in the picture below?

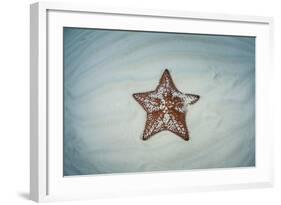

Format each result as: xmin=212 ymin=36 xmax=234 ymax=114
xmin=133 ymin=69 xmax=200 ymax=141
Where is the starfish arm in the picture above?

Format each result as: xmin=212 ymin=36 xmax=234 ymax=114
xmin=143 ymin=112 xmax=165 ymax=140
xmin=133 ymin=92 xmax=161 ymax=113
xmin=185 ymin=94 xmax=200 ymax=105
xmin=157 ymin=69 xmax=177 ymax=92
xmin=165 ymin=112 xmax=189 ymax=140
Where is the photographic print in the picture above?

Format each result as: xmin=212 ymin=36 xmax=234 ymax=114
xmin=63 ymin=28 xmax=255 ymax=176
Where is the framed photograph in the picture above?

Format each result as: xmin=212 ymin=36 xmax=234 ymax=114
xmin=30 ymin=2 xmax=274 ymax=202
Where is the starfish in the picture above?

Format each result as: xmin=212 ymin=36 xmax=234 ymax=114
xmin=133 ymin=69 xmax=200 ymax=141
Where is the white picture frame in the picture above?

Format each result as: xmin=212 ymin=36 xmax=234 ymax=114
xmin=30 ymin=1 xmax=274 ymax=202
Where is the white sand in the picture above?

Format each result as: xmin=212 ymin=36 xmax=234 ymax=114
xmin=63 ymin=28 xmax=255 ymax=176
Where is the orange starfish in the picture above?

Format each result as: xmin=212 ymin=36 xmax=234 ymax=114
xmin=133 ymin=69 xmax=200 ymax=141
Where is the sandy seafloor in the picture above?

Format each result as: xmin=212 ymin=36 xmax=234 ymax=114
xmin=63 ymin=28 xmax=255 ymax=176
